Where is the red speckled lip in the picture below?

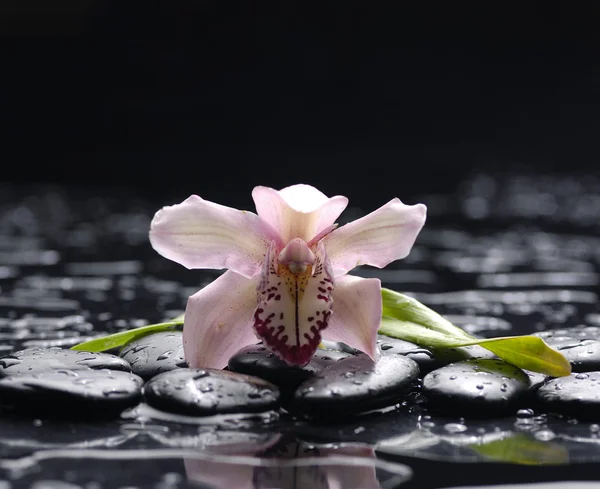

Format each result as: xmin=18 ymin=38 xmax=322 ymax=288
xmin=254 ymin=307 xmax=330 ymax=366
xmin=253 ymin=241 xmax=334 ymax=366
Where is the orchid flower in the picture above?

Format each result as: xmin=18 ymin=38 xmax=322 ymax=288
xmin=149 ymin=184 xmax=426 ymax=369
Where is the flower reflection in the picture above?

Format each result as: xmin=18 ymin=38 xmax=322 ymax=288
xmin=184 ymin=437 xmax=411 ymax=489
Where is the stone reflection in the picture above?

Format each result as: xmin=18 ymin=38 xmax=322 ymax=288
xmin=379 ymin=416 xmax=571 ymax=466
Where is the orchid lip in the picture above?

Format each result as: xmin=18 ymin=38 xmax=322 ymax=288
xmin=253 ymin=241 xmax=335 ymax=366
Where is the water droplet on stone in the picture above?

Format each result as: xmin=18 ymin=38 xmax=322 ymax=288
xmin=534 ymin=429 xmax=556 ymax=441
xmin=444 ymin=423 xmax=467 ymax=433
xmin=517 ymin=408 xmax=535 ymax=418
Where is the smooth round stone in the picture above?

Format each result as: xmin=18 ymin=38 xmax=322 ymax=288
xmin=228 ymin=344 xmax=351 ymax=391
xmin=0 ymin=347 xmax=131 ymax=377
xmin=525 ymin=370 xmax=550 ymax=391
xmin=433 ymin=344 xmax=497 ymax=363
xmin=0 ymin=369 xmax=143 ymax=418
xmin=537 ymin=372 xmax=600 ymax=418
xmin=422 ymin=358 xmax=531 ymax=415
xmin=533 ymin=326 xmax=600 ymax=372
xmin=120 ymin=331 xmax=187 ymax=380
xmin=293 ymin=353 xmax=419 ymax=417
xmin=376 ymin=334 xmax=440 ymax=373
xmin=143 ymin=368 xmax=280 ymax=416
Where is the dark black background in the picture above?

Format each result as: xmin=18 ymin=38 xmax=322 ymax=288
xmin=1 ymin=2 xmax=599 ymax=208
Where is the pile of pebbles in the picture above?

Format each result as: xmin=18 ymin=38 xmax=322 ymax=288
xmin=3 ymin=327 xmax=600 ymax=421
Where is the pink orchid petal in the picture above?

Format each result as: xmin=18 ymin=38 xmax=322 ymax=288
xmin=321 ymin=446 xmax=380 ymax=489
xmin=323 ymin=198 xmax=427 ymax=276
xmin=322 ymin=274 xmax=382 ymax=361
xmin=252 ymin=184 xmax=348 ymax=243
xmin=183 ymin=434 xmax=282 ymax=489
xmin=183 ymin=270 xmax=260 ymax=369
xmin=253 ymin=241 xmax=334 ymax=366
xmin=150 ymin=195 xmax=283 ymax=279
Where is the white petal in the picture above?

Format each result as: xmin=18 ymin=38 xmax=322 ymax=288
xmin=322 ymin=274 xmax=382 ymax=361
xmin=183 ymin=270 xmax=260 ymax=369
xmin=324 ymin=198 xmax=426 ymax=276
xmin=252 ymin=185 xmax=348 ymax=242
xmin=150 ymin=195 xmax=283 ymax=279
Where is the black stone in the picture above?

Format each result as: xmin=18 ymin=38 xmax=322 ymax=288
xmin=0 ymin=347 xmax=132 ymax=377
xmin=376 ymin=334 xmax=499 ymax=374
xmin=0 ymin=369 xmax=143 ymax=419
xmin=120 ymin=331 xmax=187 ymax=380
xmin=421 ymin=358 xmax=531 ymax=415
xmin=533 ymin=326 xmax=600 ymax=372
xmin=524 ymin=370 xmax=550 ymax=391
xmin=376 ymin=334 xmax=441 ymax=373
xmin=293 ymin=353 xmax=419 ymax=417
xmin=143 ymin=368 xmax=280 ymax=416
xmin=536 ymin=372 xmax=600 ymax=418
xmin=228 ymin=344 xmax=351 ymax=392
xmin=431 ymin=344 xmax=497 ymax=364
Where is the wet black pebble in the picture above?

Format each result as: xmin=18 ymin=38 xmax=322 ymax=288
xmin=376 ymin=334 xmax=498 ymax=374
xmin=376 ymin=334 xmax=440 ymax=373
xmin=0 ymin=369 xmax=143 ymax=419
xmin=293 ymin=354 xmax=419 ymax=417
xmin=537 ymin=372 xmax=600 ymax=418
xmin=0 ymin=347 xmax=131 ymax=377
xmin=228 ymin=344 xmax=351 ymax=392
xmin=421 ymin=358 xmax=531 ymax=415
xmin=143 ymin=368 xmax=280 ymax=416
xmin=533 ymin=326 xmax=600 ymax=372
xmin=120 ymin=331 xmax=187 ymax=380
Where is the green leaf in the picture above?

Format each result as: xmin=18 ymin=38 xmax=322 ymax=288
xmin=381 ymin=288 xmax=472 ymax=340
xmin=379 ymin=317 xmax=461 ymax=349
xmin=469 ymin=433 xmax=569 ymax=465
xmin=379 ymin=288 xmax=571 ymax=377
xmin=450 ymin=335 xmax=572 ymax=378
xmin=70 ymin=319 xmax=184 ymax=352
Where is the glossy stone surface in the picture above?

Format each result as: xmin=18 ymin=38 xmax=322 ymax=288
xmin=533 ymin=326 xmax=600 ymax=372
xmin=0 ymin=369 xmax=143 ymax=418
xmin=293 ymin=354 xmax=419 ymax=417
xmin=228 ymin=344 xmax=351 ymax=391
xmin=537 ymin=372 xmax=600 ymax=418
xmin=0 ymin=347 xmax=131 ymax=377
xmin=422 ymin=358 xmax=532 ymax=415
xmin=120 ymin=331 xmax=187 ymax=379
xmin=3 ymin=174 xmax=600 ymax=487
xmin=143 ymin=368 xmax=281 ymax=416
xmin=376 ymin=334 xmax=441 ymax=373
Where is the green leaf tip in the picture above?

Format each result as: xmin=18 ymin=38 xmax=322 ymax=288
xmin=451 ymin=335 xmax=572 ymax=378
xmin=70 ymin=319 xmax=184 ymax=353
xmin=379 ymin=288 xmax=571 ymax=378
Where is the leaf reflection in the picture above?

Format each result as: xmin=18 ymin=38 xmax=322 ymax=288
xmin=469 ymin=433 xmax=569 ymax=465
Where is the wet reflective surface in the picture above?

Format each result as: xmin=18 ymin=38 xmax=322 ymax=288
xmin=1 ymin=173 xmax=600 ymax=488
